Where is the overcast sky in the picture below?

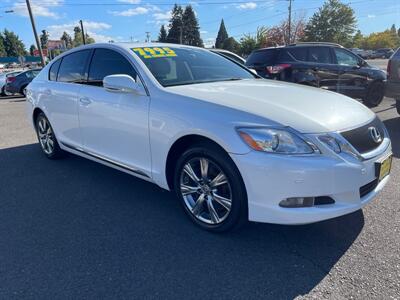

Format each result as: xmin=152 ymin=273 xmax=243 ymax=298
xmin=1 ymin=0 xmax=399 ymax=48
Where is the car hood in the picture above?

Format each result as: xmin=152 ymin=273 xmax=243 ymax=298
xmin=167 ymin=79 xmax=375 ymax=133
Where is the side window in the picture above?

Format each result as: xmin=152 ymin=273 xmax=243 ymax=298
xmin=88 ymin=49 xmax=137 ymax=86
xmin=49 ymin=59 xmax=61 ymax=81
xmin=285 ymin=48 xmax=308 ymax=61
xmin=307 ymin=47 xmax=332 ymax=64
xmin=334 ymin=48 xmax=359 ymax=66
xmin=57 ymin=50 xmax=91 ymax=83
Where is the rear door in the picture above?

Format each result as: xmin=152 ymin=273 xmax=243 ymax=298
xmin=45 ymin=49 xmax=92 ymax=148
xmin=78 ymin=48 xmax=151 ymax=176
xmin=332 ymin=47 xmax=368 ymax=98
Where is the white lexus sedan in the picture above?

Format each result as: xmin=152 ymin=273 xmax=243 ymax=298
xmin=26 ymin=43 xmax=392 ymax=232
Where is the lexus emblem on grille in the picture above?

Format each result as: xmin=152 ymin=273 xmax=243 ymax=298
xmin=369 ymin=127 xmax=382 ymax=143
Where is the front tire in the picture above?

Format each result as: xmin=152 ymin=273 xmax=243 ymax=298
xmin=173 ymin=144 xmax=247 ymax=232
xmin=364 ymin=81 xmax=384 ymax=107
xmin=35 ymin=112 xmax=64 ymax=159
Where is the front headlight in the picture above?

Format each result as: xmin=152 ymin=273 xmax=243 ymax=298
xmin=317 ymin=135 xmax=341 ymax=153
xmin=237 ymin=127 xmax=317 ymax=154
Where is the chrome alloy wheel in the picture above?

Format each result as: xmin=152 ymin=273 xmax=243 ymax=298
xmin=180 ymin=157 xmax=232 ymax=225
xmin=37 ymin=117 xmax=55 ymax=155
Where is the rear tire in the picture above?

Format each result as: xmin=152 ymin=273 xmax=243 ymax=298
xmin=364 ymin=81 xmax=384 ymax=107
xmin=173 ymin=143 xmax=248 ymax=232
xmin=35 ymin=112 xmax=65 ymax=159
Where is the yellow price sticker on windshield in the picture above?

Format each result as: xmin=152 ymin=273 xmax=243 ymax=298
xmin=132 ymin=47 xmax=177 ymax=59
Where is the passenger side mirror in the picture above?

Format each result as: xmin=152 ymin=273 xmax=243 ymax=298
xmin=358 ymin=60 xmax=367 ymax=68
xmin=103 ymin=74 xmax=144 ymax=94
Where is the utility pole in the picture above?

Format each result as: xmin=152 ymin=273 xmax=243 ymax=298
xmin=145 ymin=32 xmax=150 ymax=43
xmin=25 ymin=0 xmax=45 ymax=66
xmin=179 ymin=26 xmax=183 ymax=44
xmin=80 ymin=20 xmax=86 ymax=45
xmin=287 ymin=0 xmax=293 ymax=45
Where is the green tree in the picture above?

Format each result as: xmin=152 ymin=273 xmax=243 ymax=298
xmin=215 ymin=19 xmax=228 ymax=49
xmin=361 ymin=30 xmax=400 ymax=50
xmin=29 ymin=44 xmax=37 ymax=56
xmin=2 ymin=29 xmax=26 ymax=57
xmin=182 ymin=5 xmax=203 ymax=46
xmin=222 ymin=37 xmax=240 ymax=53
xmin=73 ymin=26 xmax=83 ymax=47
xmin=86 ymin=34 xmax=95 ymax=44
xmin=167 ymin=4 xmax=184 ymax=44
xmin=239 ymin=35 xmax=256 ymax=57
xmin=352 ymin=30 xmax=364 ymax=48
xmin=60 ymin=31 xmax=73 ymax=49
xmin=239 ymin=26 xmax=268 ymax=56
xmin=158 ymin=25 xmax=168 ymax=42
xmin=40 ymin=30 xmax=49 ymax=49
xmin=390 ymin=24 xmax=396 ymax=35
xmin=0 ymin=33 xmax=6 ymax=56
xmin=303 ymin=0 xmax=356 ymax=46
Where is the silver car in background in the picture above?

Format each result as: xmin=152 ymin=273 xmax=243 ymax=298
xmin=385 ymin=47 xmax=400 ymax=114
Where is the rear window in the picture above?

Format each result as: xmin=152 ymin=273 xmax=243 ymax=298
xmin=57 ymin=50 xmax=91 ymax=83
xmin=246 ymin=49 xmax=279 ymax=66
xmin=49 ymin=59 xmax=61 ymax=81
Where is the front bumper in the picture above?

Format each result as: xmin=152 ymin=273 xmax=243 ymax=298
xmin=230 ymin=142 xmax=392 ymax=225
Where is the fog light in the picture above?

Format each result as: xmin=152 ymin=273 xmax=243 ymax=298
xmin=279 ymin=197 xmax=315 ymax=208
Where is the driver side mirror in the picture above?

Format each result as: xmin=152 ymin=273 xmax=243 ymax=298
xmin=103 ymin=74 xmax=144 ymax=95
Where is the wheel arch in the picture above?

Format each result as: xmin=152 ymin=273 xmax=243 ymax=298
xmin=32 ymin=107 xmax=44 ymax=126
xmin=165 ymin=134 xmax=233 ymax=191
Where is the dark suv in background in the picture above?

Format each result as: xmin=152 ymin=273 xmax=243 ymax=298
xmin=245 ymin=43 xmax=386 ymax=107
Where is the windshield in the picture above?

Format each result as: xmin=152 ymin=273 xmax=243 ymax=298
xmin=132 ymin=46 xmax=255 ymax=87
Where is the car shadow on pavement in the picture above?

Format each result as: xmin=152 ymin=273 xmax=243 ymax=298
xmin=383 ymin=117 xmax=400 ymax=158
xmin=0 ymin=143 xmax=364 ymax=299
xmin=0 ymin=95 xmax=22 ymax=101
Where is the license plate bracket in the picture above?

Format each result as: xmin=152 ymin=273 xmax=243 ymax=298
xmin=375 ymin=154 xmax=392 ymax=182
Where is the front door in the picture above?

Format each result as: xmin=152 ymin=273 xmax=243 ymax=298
xmin=78 ymin=48 xmax=152 ymax=177
xmin=333 ymin=47 xmax=369 ymax=99
xmin=307 ymin=46 xmax=339 ymax=92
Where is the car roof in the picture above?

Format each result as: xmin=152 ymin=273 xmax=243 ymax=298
xmin=51 ymin=42 xmax=207 ymax=63
xmin=254 ymin=42 xmax=344 ymax=52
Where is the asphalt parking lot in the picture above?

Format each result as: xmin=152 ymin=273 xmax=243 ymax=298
xmin=0 ymin=94 xmax=399 ymax=299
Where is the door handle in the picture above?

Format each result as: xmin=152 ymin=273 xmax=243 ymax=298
xmin=79 ymin=97 xmax=92 ymax=106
